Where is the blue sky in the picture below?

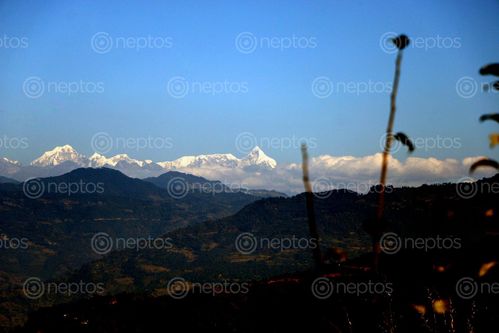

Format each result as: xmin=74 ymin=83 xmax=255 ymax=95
xmin=0 ymin=0 xmax=498 ymax=164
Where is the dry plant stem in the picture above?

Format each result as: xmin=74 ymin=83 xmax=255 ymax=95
xmin=301 ymin=144 xmax=323 ymax=269
xmin=375 ymin=49 xmax=404 ymax=270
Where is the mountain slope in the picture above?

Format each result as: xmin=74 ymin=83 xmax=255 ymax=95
xmin=144 ymin=171 xmax=286 ymax=198
xmin=0 ymin=175 xmax=19 ymax=184
xmin=0 ymin=168 xmax=259 ymax=280
xmin=69 ymin=175 xmax=499 ymax=295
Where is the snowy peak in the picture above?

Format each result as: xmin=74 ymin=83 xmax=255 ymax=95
xmin=241 ymin=146 xmax=277 ymax=169
xmin=159 ymin=153 xmax=240 ymax=169
xmin=31 ymin=145 xmax=88 ymax=167
xmin=0 ymin=157 xmax=22 ymax=176
xmin=108 ymin=154 xmax=142 ymax=167
xmin=1 ymin=157 xmax=21 ymax=166
xmin=89 ymin=153 xmax=109 ymax=167
xmin=20 ymin=145 xmax=277 ymax=174
xmin=89 ymin=153 xmax=145 ymax=167
xmin=158 ymin=148 xmax=276 ymax=170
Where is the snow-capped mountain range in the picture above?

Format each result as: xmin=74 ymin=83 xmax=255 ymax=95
xmin=0 ymin=145 xmax=277 ymax=181
xmin=1 ymin=145 xmax=492 ymax=195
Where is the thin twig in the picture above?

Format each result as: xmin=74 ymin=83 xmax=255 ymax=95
xmin=375 ymin=49 xmax=404 ymax=270
xmin=301 ymin=143 xmax=323 ymax=270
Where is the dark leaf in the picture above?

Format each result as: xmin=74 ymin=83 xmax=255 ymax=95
xmin=479 ymin=63 xmax=499 ymax=77
xmin=479 ymin=114 xmax=499 ymax=124
xmin=391 ymin=34 xmax=410 ymax=50
xmin=469 ymin=158 xmax=499 ymax=174
xmin=393 ymin=132 xmax=415 ymax=153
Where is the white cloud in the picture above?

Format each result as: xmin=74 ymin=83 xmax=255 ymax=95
xmin=170 ymin=153 xmax=497 ymax=194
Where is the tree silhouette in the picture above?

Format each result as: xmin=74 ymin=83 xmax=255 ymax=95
xmin=375 ymin=34 xmax=413 ymax=270
xmin=471 ymin=63 xmax=499 ymax=174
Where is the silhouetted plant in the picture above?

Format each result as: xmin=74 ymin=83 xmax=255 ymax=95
xmin=470 ymin=64 xmax=499 ymax=173
xmin=375 ymin=34 xmax=413 ymax=270
xmin=301 ymin=143 xmax=323 ymax=270
xmin=393 ymin=132 xmax=415 ymax=153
